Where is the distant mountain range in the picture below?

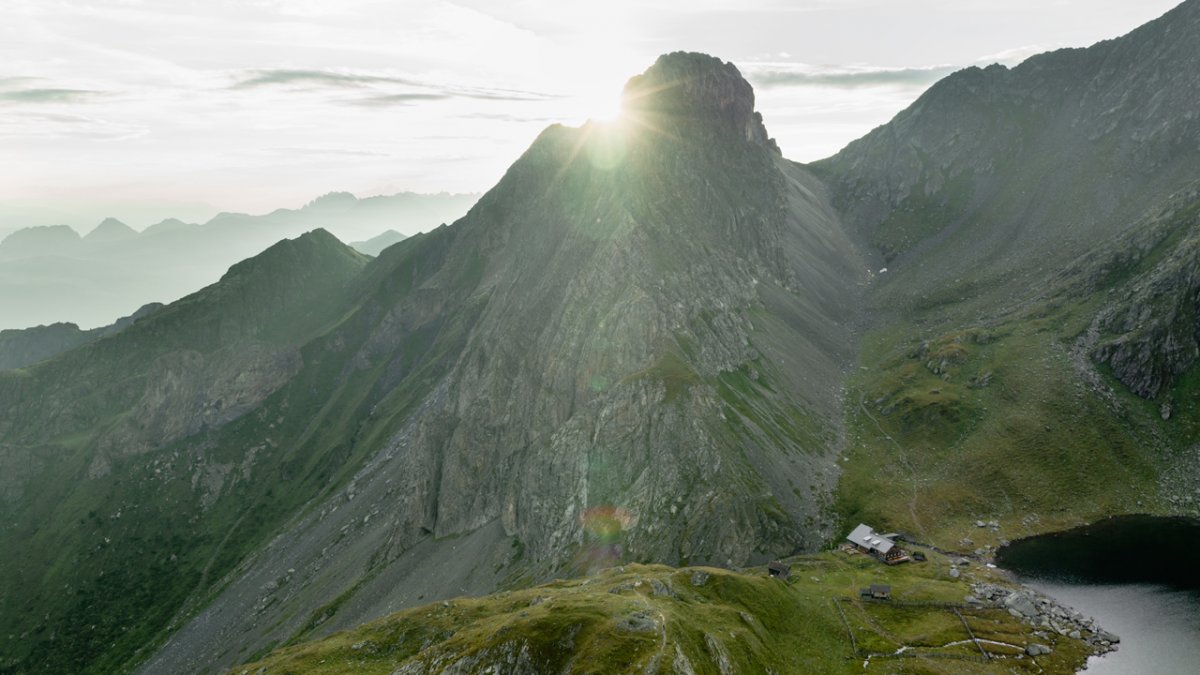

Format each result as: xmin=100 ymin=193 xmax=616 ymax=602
xmin=0 ymin=192 xmax=471 ymax=331
xmin=3 ymin=2 xmax=1200 ymax=673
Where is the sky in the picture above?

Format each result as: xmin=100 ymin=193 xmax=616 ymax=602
xmin=0 ymin=0 xmax=1184 ymax=232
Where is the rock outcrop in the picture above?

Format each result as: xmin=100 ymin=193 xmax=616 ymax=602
xmin=1085 ymin=185 xmax=1200 ymax=399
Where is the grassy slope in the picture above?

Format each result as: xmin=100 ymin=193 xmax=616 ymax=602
xmin=836 ymin=309 xmax=1164 ymax=552
xmin=239 ymin=548 xmax=1090 ymax=675
xmin=836 ymin=186 xmax=1200 ymax=551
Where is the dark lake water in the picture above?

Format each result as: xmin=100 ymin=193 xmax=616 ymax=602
xmin=997 ymin=515 xmax=1200 ymax=674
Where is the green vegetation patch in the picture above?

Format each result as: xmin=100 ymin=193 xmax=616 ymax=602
xmin=239 ymin=551 xmax=1092 ymax=674
xmin=837 ymin=308 xmax=1164 ymax=549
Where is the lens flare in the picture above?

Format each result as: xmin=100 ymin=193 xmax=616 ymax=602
xmin=578 ymin=505 xmax=635 ymax=571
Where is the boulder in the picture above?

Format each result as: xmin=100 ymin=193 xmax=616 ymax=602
xmin=1004 ymin=592 xmax=1039 ymax=618
xmin=650 ymin=578 xmax=676 ymax=598
xmin=1026 ymin=643 xmax=1052 ymax=656
xmin=616 ymin=610 xmax=659 ymax=633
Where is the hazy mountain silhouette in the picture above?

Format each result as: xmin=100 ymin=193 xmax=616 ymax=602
xmin=349 ymin=228 xmax=407 ymax=256
xmin=0 ymin=191 xmax=476 ymax=330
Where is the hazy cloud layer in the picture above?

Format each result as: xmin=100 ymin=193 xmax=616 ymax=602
xmin=0 ymin=0 xmax=1183 ymax=226
xmin=746 ymin=65 xmax=959 ymax=89
xmin=233 ymin=68 xmax=560 ymax=107
xmin=231 ymin=69 xmax=422 ymax=89
xmin=348 ymin=93 xmax=454 ymax=107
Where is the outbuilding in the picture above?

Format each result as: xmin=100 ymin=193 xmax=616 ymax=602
xmin=767 ymin=561 xmax=790 ymax=581
xmin=864 ymin=584 xmax=891 ymax=600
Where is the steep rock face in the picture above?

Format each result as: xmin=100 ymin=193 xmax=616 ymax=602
xmin=1076 ymin=184 xmax=1200 ymax=400
xmin=137 ymin=54 xmax=867 ymax=673
xmin=624 ymin=52 xmax=781 ymax=154
xmin=814 ymin=0 xmax=1200 ymax=306
xmin=342 ymin=52 xmax=863 ymax=568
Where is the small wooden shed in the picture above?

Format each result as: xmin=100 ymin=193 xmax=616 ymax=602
xmin=867 ymin=584 xmax=891 ymax=600
xmin=767 ymin=561 xmax=790 ymax=581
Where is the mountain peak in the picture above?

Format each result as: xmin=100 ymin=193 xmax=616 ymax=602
xmin=304 ymin=191 xmax=359 ymax=211
xmin=622 ymin=52 xmax=780 ymax=153
xmin=85 ymin=217 xmax=136 ymax=241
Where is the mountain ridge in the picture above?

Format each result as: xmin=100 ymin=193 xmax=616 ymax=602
xmin=3 ymin=6 xmax=1200 ymax=674
xmin=0 ymin=191 xmax=479 ymax=331
xmin=813 ymin=0 xmax=1200 ymax=316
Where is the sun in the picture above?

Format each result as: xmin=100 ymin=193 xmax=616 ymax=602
xmin=576 ymin=87 xmax=624 ymax=123
xmin=564 ymin=69 xmax=628 ymax=125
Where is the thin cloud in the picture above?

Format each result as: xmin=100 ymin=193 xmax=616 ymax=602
xmin=0 ymin=111 xmax=144 ymax=140
xmin=231 ymin=68 xmax=560 ymax=104
xmin=231 ymin=69 xmax=423 ymax=89
xmin=746 ymin=64 xmax=958 ymax=89
xmin=268 ymin=147 xmax=392 ymax=158
xmin=453 ymin=87 xmax=559 ymax=102
xmin=0 ymin=88 xmax=98 ymax=104
xmin=459 ymin=112 xmax=556 ymax=123
xmin=347 ymin=93 xmax=454 ymax=107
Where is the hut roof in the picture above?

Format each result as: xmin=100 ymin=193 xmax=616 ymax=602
xmin=847 ymin=523 xmax=895 ymax=555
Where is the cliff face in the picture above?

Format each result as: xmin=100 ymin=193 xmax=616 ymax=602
xmin=1074 ymin=183 xmax=1200 ymax=401
xmin=623 ymin=52 xmax=781 ymax=154
xmin=137 ymin=53 xmax=868 ymax=673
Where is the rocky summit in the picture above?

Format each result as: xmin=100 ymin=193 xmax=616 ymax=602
xmin=4 ymin=3 xmax=1200 ymax=674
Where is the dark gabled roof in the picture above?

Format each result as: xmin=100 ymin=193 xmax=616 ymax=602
xmin=767 ymin=561 xmax=789 ymax=572
xmin=869 ymin=584 xmax=891 ymax=594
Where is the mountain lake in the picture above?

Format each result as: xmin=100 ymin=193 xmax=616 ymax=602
xmin=996 ymin=515 xmax=1200 ymax=674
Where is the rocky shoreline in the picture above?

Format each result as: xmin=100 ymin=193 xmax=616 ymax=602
xmin=969 ymin=582 xmax=1121 ymax=658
